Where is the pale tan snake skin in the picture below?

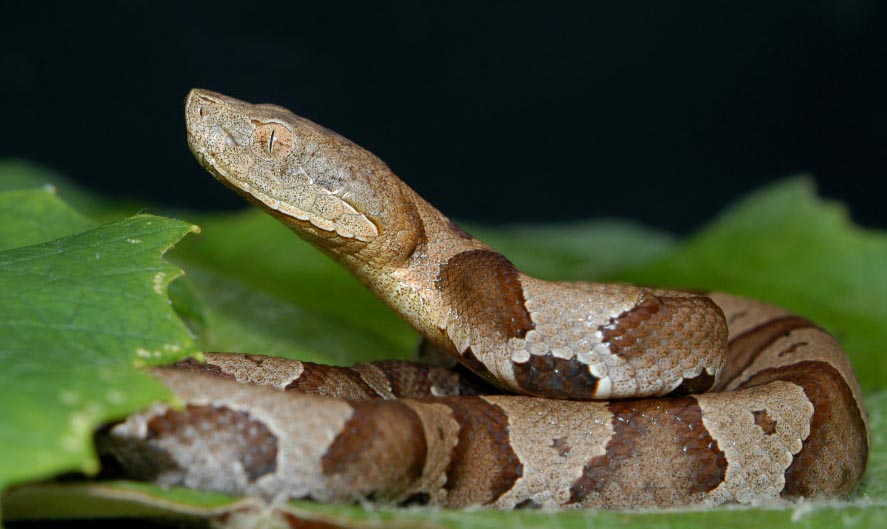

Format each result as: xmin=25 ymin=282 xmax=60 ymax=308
xmin=101 ymin=90 xmax=869 ymax=510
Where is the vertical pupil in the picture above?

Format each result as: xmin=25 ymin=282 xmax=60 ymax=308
xmin=269 ymin=128 xmax=276 ymax=153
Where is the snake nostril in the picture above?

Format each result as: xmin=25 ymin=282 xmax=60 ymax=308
xmin=198 ymin=105 xmax=207 ymax=119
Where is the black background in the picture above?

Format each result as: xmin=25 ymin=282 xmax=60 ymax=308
xmin=2 ymin=1 xmax=885 ymax=233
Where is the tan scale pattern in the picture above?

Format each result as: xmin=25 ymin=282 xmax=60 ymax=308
xmin=497 ymin=280 xmax=725 ymax=398
xmin=349 ymin=362 xmax=398 ymax=399
xmin=400 ymin=400 xmax=463 ymax=504
xmin=739 ymin=361 xmax=868 ymax=498
xmin=505 ymin=279 xmax=643 ymax=396
xmin=204 ymin=352 xmax=305 ymax=390
xmin=484 ymin=396 xmax=614 ymax=508
xmin=696 ymin=382 xmax=813 ymax=504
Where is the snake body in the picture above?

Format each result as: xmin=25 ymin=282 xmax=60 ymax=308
xmin=101 ymin=90 xmax=868 ymax=510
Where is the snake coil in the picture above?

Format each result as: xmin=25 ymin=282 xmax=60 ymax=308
xmin=101 ymin=90 xmax=868 ymax=510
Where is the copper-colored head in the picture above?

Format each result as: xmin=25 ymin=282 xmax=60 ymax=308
xmin=185 ymin=88 xmax=388 ymax=243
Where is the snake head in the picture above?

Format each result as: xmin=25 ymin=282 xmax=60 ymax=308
xmin=185 ymin=89 xmax=418 ymax=250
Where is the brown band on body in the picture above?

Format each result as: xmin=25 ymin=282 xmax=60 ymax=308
xmin=321 ymin=400 xmax=427 ymax=500
xmin=285 ymin=363 xmax=381 ymax=400
xmin=511 ymin=353 xmax=601 ymax=399
xmin=601 ymin=293 xmax=727 ymax=363
xmin=569 ymin=396 xmax=726 ymax=508
xmin=720 ymin=316 xmax=817 ymax=387
xmin=667 ymin=370 xmax=716 ymax=397
xmin=438 ymin=396 xmax=523 ymax=506
xmin=599 ymin=293 xmax=664 ymax=360
xmin=370 ymin=360 xmax=434 ymax=398
xmin=435 ymin=250 xmax=535 ymax=340
xmin=370 ymin=360 xmax=496 ymax=398
xmin=146 ymin=405 xmax=278 ymax=483
xmin=737 ymin=360 xmax=868 ymax=498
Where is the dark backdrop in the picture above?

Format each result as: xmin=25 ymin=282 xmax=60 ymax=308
xmin=2 ymin=1 xmax=885 ymax=232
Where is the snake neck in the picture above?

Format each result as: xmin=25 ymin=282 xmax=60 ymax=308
xmin=327 ymin=183 xmax=491 ymax=348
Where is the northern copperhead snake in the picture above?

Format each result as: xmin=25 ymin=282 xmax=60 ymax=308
xmin=101 ymin=90 xmax=869 ymax=510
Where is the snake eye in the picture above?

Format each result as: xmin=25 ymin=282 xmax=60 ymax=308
xmin=251 ymin=122 xmax=294 ymax=160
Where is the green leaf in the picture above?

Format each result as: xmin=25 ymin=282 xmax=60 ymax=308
xmin=0 ymin=188 xmax=96 ymax=250
xmin=182 ymin=266 xmax=411 ymax=364
xmin=0 ymin=160 xmax=142 ymax=221
xmin=470 ymin=219 xmax=674 ymax=281
xmin=861 ymin=390 xmax=887 ymax=501
xmin=616 ymin=178 xmax=887 ymax=390
xmin=171 ymin=210 xmax=418 ymax=356
xmin=0 ymin=192 xmax=199 ymax=490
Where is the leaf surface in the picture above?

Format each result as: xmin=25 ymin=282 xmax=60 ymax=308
xmin=0 ymin=188 xmax=199 ymax=490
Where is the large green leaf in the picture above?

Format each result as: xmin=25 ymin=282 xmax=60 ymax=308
xmin=0 ymin=188 xmax=199 ymax=491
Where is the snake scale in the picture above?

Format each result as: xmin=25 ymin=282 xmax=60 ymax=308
xmin=101 ymin=90 xmax=869 ymax=510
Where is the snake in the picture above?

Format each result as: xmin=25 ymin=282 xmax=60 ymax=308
xmin=100 ymin=89 xmax=869 ymax=510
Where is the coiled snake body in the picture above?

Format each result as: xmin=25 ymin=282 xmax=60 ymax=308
xmin=102 ymin=90 xmax=868 ymax=510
